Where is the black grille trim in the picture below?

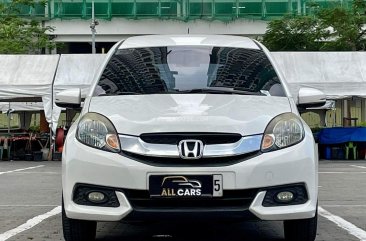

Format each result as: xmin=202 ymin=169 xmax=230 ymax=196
xmin=120 ymin=150 xmax=261 ymax=167
xmin=139 ymin=132 xmax=242 ymax=145
xmin=123 ymin=210 xmax=259 ymax=221
xmin=123 ymin=189 xmax=259 ymax=211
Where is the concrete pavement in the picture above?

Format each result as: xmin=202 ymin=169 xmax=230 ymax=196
xmin=0 ymin=160 xmax=365 ymax=241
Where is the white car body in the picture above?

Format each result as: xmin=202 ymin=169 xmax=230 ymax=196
xmin=61 ymin=35 xmax=319 ymax=241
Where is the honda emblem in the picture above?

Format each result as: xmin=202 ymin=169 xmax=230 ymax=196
xmin=178 ymin=140 xmax=204 ymax=159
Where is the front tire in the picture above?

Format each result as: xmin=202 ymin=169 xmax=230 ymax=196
xmin=62 ymin=200 xmax=97 ymax=241
xmin=283 ymin=209 xmax=317 ymax=241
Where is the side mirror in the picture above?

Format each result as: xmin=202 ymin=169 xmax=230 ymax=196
xmin=55 ymin=88 xmax=81 ymax=109
xmin=297 ymin=87 xmax=326 ymax=108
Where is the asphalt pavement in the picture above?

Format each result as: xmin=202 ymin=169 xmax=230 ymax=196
xmin=0 ymin=160 xmax=365 ymax=241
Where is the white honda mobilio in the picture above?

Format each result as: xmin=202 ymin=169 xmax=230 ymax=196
xmin=56 ymin=35 xmax=325 ymax=241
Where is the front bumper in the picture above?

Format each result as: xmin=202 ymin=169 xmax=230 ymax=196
xmin=62 ymin=129 xmax=318 ymax=222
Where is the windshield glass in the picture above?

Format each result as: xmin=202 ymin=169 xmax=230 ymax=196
xmin=93 ymin=46 xmax=285 ymax=96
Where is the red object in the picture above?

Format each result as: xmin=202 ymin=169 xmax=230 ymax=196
xmin=56 ymin=128 xmax=65 ymax=151
xmin=40 ymin=111 xmax=50 ymax=133
xmin=359 ymin=148 xmax=366 ymax=159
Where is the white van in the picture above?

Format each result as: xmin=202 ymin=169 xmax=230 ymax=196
xmin=57 ymin=35 xmax=324 ymax=241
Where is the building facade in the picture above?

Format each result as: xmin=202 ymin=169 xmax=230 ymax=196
xmin=1 ymin=0 xmax=354 ymax=53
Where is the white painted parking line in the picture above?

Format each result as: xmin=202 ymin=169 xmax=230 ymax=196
xmin=0 ymin=205 xmax=59 ymax=207
xmin=350 ymin=165 xmax=366 ymax=169
xmin=319 ymin=206 xmax=366 ymax=241
xmin=0 ymin=165 xmax=45 ymax=175
xmin=6 ymin=172 xmax=60 ymax=174
xmin=322 ymin=205 xmax=366 ymax=207
xmin=0 ymin=206 xmax=61 ymax=241
xmin=319 ymin=172 xmax=366 ymax=174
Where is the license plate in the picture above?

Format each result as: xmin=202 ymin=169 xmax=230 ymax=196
xmin=149 ymin=175 xmax=223 ymax=198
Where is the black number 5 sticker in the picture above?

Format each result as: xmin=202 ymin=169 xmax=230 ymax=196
xmin=213 ymin=175 xmax=223 ymax=197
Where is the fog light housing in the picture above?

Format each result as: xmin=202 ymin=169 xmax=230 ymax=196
xmin=88 ymin=192 xmax=106 ymax=203
xmin=262 ymin=184 xmax=308 ymax=207
xmin=276 ymin=191 xmax=294 ymax=202
xmin=73 ymin=184 xmax=120 ymax=207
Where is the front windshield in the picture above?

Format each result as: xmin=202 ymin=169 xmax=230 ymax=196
xmin=93 ymin=46 xmax=285 ymax=96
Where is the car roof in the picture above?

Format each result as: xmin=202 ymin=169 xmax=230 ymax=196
xmin=119 ymin=35 xmax=260 ymax=50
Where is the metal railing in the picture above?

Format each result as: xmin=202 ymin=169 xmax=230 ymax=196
xmin=0 ymin=0 xmax=354 ymax=20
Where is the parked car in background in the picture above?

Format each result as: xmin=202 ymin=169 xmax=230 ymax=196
xmin=56 ymin=35 xmax=325 ymax=241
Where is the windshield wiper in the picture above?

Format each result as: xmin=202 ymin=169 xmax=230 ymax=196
xmin=99 ymin=92 xmax=142 ymax=96
xmin=98 ymin=88 xmax=266 ymax=96
xmin=176 ymin=87 xmax=265 ymax=96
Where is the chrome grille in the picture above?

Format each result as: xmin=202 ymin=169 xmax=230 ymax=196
xmin=140 ymin=133 xmax=242 ymax=145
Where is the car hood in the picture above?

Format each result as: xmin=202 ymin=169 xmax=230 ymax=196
xmin=88 ymin=94 xmax=292 ymax=136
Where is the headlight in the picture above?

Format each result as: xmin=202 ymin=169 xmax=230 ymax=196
xmin=76 ymin=112 xmax=120 ymax=152
xmin=261 ymin=113 xmax=304 ymax=152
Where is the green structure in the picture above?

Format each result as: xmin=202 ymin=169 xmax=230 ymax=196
xmin=0 ymin=0 xmax=354 ymax=21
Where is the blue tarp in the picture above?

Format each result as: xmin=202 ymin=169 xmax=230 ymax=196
xmin=318 ymin=127 xmax=366 ymax=144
